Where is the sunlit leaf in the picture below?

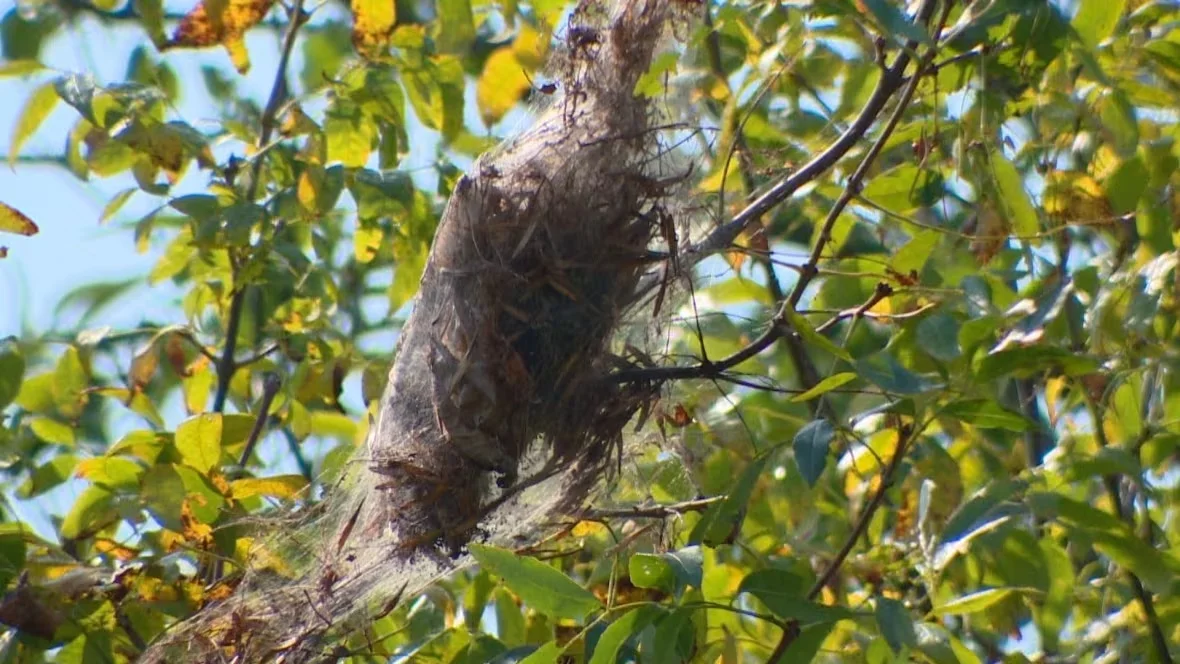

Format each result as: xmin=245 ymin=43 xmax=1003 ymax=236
xmin=0 ymin=201 xmax=39 ymax=236
xmin=436 ymin=0 xmax=475 ymax=54
xmin=470 ymin=544 xmax=602 ymax=620
xmin=8 ymin=80 xmax=58 ymax=165
xmin=1072 ymin=0 xmax=1126 ymax=50
xmin=990 ymin=154 xmax=1038 ymax=238
xmin=175 ymin=412 xmax=225 ymax=474
xmin=477 ymin=47 xmax=531 ymax=126
xmin=231 ymin=475 xmax=309 ymax=500
xmin=351 ymin=0 xmax=396 ymax=59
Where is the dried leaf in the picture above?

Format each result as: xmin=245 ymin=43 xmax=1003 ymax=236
xmin=351 ymin=0 xmax=397 ymax=60
xmin=0 ymin=202 xmax=39 ymax=236
xmin=166 ymin=0 xmax=277 ymax=73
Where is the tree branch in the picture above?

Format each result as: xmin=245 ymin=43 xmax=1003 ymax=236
xmin=210 ymin=1 xmax=305 ymax=414
xmin=768 ymin=420 xmax=915 ymax=661
xmin=620 ymin=0 xmax=938 ymax=388
xmin=583 ymin=496 xmax=723 ymax=520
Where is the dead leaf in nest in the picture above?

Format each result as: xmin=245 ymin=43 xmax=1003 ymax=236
xmin=351 ymin=0 xmax=397 ymax=60
xmin=165 ymin=0 xmax=277 ymax=73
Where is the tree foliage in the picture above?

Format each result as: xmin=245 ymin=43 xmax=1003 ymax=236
xmin=2 ymin=0 xmax=1179 ymax=662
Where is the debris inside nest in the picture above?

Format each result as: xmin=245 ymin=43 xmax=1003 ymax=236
xmin=140 ymin=0 xmax=696 ymax=659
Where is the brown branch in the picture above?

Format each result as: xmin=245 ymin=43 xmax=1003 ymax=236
xmin=211 ymin=1 xmax=305 ymax=414
xmin=1083 ymin=393 xmax=1174 ymax=664
xmin=238 ymin=372 xmax=282 ymax=466
xmin=583 ymin=496 xmax=723 ymax=520
xmin=768 ymin=420 xmax=915 ymax=661
xmin=813 ymin=282 xmax=895 ymax=335
xmin=619 ymin=0 xmax=938 ymax=388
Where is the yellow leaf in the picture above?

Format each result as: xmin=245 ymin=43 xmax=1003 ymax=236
xmin=354 ymin=222 xmax=383 ymax=263
xmin=297 ymin=165 xmax=324 ymax=212
xmin=351 ymin=0 xmax=397 ymax=60
xmin=223 ymin=35 xmax=251 ymax=74
xmin=0 ymin=202 xmax=39 ymax=236
xmin=571 ymin=521 xmax=606 ymax=537
xmin=9 ymin=81 xmax=58 ymax=165
xmin=512 ymin=24 xmax=550 ymax=69
xmin=166 ymin=0 xmax=276 ymax=73
xmin=477 ymin=47 xmax=530 ymax=126
xmin=230 ymin=475 xmax=309 ymax=500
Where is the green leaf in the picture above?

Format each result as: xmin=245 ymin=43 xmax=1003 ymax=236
xmin=29 ymin=416 xmax=76 ymax=446
xmin=1100 ymin=90 xmax=1139 ymax=156
xmin=790 ymin=372 xmax=856 ymax=403
xmin=0 ymin=526 xmax=27 ymax=592
xmin=0 ymin=59 xmax=43 ymax=77
xmin=76 ymin=456 xmax=145 ymax=490
xmin=1072 ymin=0 xmax=1126 ymax=49
xmin=588 ymin=606 xmax=663 ymax=664
xmin=651 ymin=608 xmax=695 ymax=664
xmin=875 ymin=597 xmax=916 ymax=653
xmin=519 ymin=641 xmax=562 ymax=664
xmin=688 ymin=453 xmax=770 ymax=546
xmin=493 ymin=587 xmax=526 ymax=647
xmin=60 ymin=484 xmax=115 ymax=539
xmin=860 ymin=0 xmax=931 ymax=45
xmin=325 ymin=104 xmax=376 ymax=168
xmin=436 ymin=0 xmax=476 ymax=53
xmin=891 ymin=230 xmax=939 ymax=278
xmin=1104 ymin=155 xmax=1148 ymax=214
xmin=18 ymin=454 xmax=79 ymax=498
xmin=916 ymin=313 xmax=961 ymax=361
xmin=470 ymin=544 xmax=602 ymax=620
xmin=774 ymin=623 xmax=836 ymax=663
xmin=134 ymin=0 xmax=166 ymax=47
xmin=629 ymin=553 xmax=675 ymax=593
xmin=1028 ymin=492 xmax=1176 ymax=593
xmin=861 ymin=164 xmax=942 ymax=214
xmin=854 ymin=354 xmax=939 ymax=395
xmin=793 ymin=419 xmax=834 ymax=487
xmin=930 ymin=588 xmax=1013 ymax=617
xmin=635 ymin=52 xmax=680 ymax=98
xmin=940 ymin=399 xmax=1031 ymax=431
xmin=990 ymin=154 xmax=1038 ymax=237
xmin=739 ymin=568 xmax=857 ymax=624
xmin=1035 ymin=540 xmax=1073 ymax=651
xmin=8 ymin=80 xmax=58 ymax=165
xmin=784 ymin=310 xmax=851 ymax=361
xmin=52 ymin=346 xmax=88 ymax=419
xmin=99 ymin=187 xmax=137 ymax=224
xmin=175 ymin=413 xmax=225 ymax=474
xmin=975 ymin=346 xmax=1098 ymax=382
xmin=629 ymin=546 xmax=702 ymax=594
xmin=0 ymin=341 xmax=24 ymax=410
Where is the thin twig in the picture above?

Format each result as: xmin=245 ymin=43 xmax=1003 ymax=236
xmin=583 ymin=496 xmax=723 ymax=520
xmin=238 ymin=372 xmax=282 ymax=466
xmin=767 ymin=421 xmax=915 ymax=660
xmin=211 ymin=1 xmax=305 ymax=414
xmin=620 ymin=0 xmax=938 ymax=388
xmin=1083 ymin=393 xmax=1174 ymax=664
